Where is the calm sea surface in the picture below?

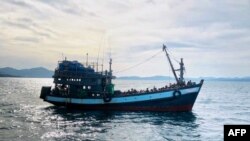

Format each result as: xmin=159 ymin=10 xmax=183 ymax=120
xmin=0 ymin=78 xmax=249 ymax=141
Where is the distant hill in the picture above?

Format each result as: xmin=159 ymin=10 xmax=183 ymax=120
xmin=117 ymin=76 xmax=250 ymax=81
xmin=117 ymin=75 xmax=173 ymax=80
xmin=0 ymin=67 xmax=249 ymax=81
xmin=0 ymin=67 xmax=53 ymax=78
xmin=0 ymin=73 xmax=19 ymax=77
xmin=200 ymin=77 xmax=250 ymax=81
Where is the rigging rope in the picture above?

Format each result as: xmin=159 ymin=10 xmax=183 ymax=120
xmin=114 ymin=50 xmax=162 ymax=74
xmin=166 ymin=47 xmax=187 ymax=75
xmin=113 ymin=46 xmax=183 ymax=75
xmin=166 ymin=48 xmax=180 ymax=64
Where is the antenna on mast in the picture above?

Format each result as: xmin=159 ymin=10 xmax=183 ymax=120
xmin=109 ymin=58 xmax=112 ymax=84
xmin=96 ymin=62 xmax=98 ymax=72
xmin=86 ymin=53 xmax=88 ymax=66
xmin=107 ymin=36 xmax=113 ymax=84
xmin=179 ymin=58 xmax=184 ymax=83
xmin=101 ymin=64 xmax=103 ymax=74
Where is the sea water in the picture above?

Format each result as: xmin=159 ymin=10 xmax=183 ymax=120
xmin=0 ymin=78 xmax=249 ymax=141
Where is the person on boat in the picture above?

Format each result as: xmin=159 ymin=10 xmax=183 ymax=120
xmin=153 ymin=86 xmax=157 ymax=92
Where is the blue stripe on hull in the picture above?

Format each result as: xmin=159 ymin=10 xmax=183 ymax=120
xmin=46 ymin=86 xmax=201 ymax=104
xmin=46 ymin=92 xmax=199 ymax=112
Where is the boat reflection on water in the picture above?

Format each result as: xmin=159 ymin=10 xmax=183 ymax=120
xmin=43 ymin=105 xmax=198 ymax=127
xmin=44 ymin=105 xmax=197 ymax=123
xmin=41 ymin=106 xmax=200 ymax=140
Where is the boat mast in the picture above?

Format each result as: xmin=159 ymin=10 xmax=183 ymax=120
xmin=109 ymin=58 xmax=112 ymax=84
xmin=179 ymin=58 xmax=184 ymax=83
xmin=163 ymin=44 xmax=179 ymax=84
xmin=86 ymin=53 xmax=88 ymax=66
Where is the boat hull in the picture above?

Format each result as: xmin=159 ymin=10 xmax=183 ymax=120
xmin=46 ymin=93 xmax=197 ymax=112
xmin=42 ymin=85 xmax=202 ymax=112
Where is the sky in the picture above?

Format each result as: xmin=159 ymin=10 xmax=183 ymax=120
xmin=0 ymin=0 xmax=249 ymax=77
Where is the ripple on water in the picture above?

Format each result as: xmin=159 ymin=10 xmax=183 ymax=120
xmin=0 ymin=78 xmax=250 ymax=141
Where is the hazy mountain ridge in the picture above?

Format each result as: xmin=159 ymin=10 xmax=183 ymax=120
xmin=0 ymin=67 xmax=53 ymax=78
xmin=117 ymin=76 xmax=250 ymax=81
xmin=117 ymin=75 xmax=172 ymax=80
xmin=0 ymin=73 xmax=19 ymax=77
xmin=0 ymin=67 xmax=249 ymax=81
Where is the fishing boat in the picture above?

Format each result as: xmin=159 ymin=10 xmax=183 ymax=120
xmin=40 ymin=44 xmax=204 ymax=112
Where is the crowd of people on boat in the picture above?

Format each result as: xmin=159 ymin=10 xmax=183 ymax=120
xmin=120 ymin=80 xmax=196 ymax=95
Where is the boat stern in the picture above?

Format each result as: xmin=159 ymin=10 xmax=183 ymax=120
xmin=40 ymin=86 xmax=51 ymax=100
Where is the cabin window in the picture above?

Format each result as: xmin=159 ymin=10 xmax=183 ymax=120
xmin=88 ymin=86 xmax=91 ymax=89
xmin=58 ymin=78 xmax=61 ymax=81
xmin=97 ymin=79 xmax=101 ymax=84
xmin=92 ymin=94 xmax=95 ymax=97
xmin=97 ymin=94 xmax=100 ymax=96
xmin=83 ymin=86 xmax=86 ymax=89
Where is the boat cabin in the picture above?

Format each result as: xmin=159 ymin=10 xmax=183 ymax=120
xmin=52 ymin=59 xmax=114 ymax=98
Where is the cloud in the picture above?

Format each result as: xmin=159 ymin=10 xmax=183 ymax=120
xmin=14 ymin=36 xmax=40 ymax=43
xmin=2 ymin=20 xmax=31 ymax=30
xmin=0 ymin=0 xmax=249 ymax=77
xmin=5 ymin=0 xmax=31 ymax=8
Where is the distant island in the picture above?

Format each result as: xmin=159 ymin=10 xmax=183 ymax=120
xmin=117 ymin=76 xmax=172 ymax=80
xmin=0 ymin=67 xmax=249 ymax=81
xmin=0 ymin=73 xmax=20 ymax=77
xmin=117 ymin=76 xmax=250 ymax=81
xmin=0 ymin=67 xmax=53 ymax=78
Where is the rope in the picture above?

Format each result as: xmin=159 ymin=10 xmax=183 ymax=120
xmin=114 ymin=50 xmax=162 ymax=74
xmin=113 ymin=45 xmax=183 ymax=75
xmin=166 ymin=47 xmax=187 ymax=78
xmin=166 ymin=48 xmax=180 ymax=63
